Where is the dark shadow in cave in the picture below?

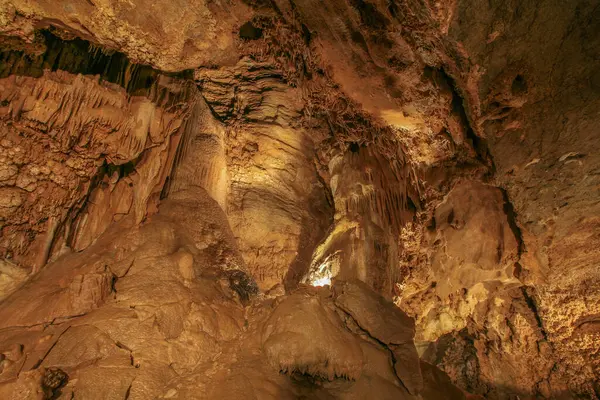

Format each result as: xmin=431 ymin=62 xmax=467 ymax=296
xmin=0 ymin=30 xmax=193 ymax=95
xmin=423 ymin=66 xmax=494 ymax=172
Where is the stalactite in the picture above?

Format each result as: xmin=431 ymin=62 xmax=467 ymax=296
xmin=0 ymin=31 xmax=199 ymax=266
xmin=335 ymin=143 xmax=416 ymax=235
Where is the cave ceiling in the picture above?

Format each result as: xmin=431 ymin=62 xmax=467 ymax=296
xmin=0 ymin=0 xmax=599 ymax=398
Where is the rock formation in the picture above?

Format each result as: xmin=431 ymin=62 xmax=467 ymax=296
xmin=0 ymin=0 xmax=598 ymax=398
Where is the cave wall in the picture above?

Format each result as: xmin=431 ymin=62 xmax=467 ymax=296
xmin=0 ymin=0 xmax=598 ymax=398
xmin=0 ymin=36 xmax=195 ymax=272
xmin=444 ymin=0 xmax=600 ymax=395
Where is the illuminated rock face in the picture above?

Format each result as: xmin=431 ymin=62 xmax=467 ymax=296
xmin=0 ymin=0 xmax=599 ymax=398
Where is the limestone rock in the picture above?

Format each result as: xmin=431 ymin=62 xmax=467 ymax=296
xmin=334 ymin=279 xmax=423 ymax=395
xmin=0 ymin=0 xmax=598 ymax=397
xmin=262 ymin=292 xmax=364 ymax=381
xmin=0 ymin=259 xmax=27 ymax=301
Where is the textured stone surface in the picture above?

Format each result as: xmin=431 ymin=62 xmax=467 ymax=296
xmin=0 ymin=0 xmax=249 ymax=71
xmin=0 ymin=0 xmax=598 ymax=398
xmin=262 ymin=292 xmax=364 ymax=381
xmin=334 ymin=280 xmax=423 ymax=395
xmin=195 ymin=59 xmax=333 ymax=291
xmin=0 ymin=46 xmax=194 ymax=271
xmin=396 ymin=180 xmax=557 ymax=396
xmin=0 ymin=205 xmax=460 ymax=399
